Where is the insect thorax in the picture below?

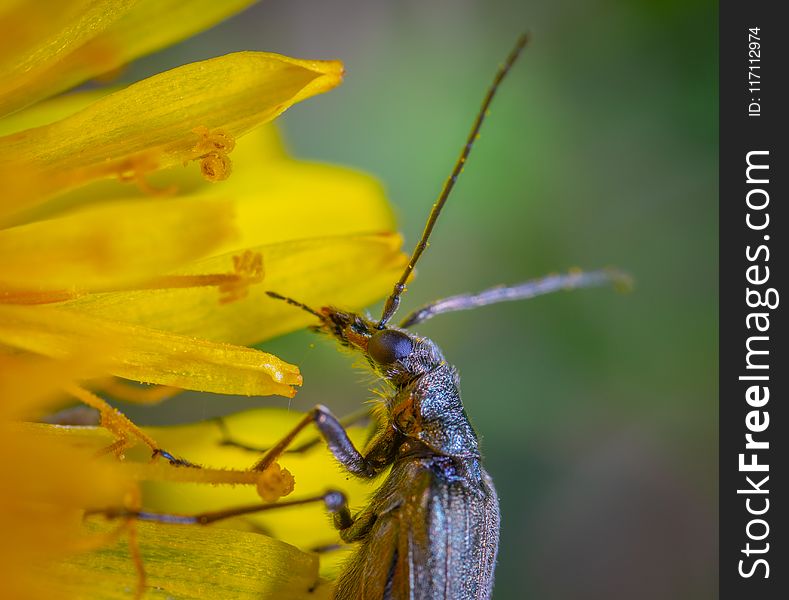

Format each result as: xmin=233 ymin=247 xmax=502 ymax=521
xmin=392 ymin=360 xmax=481 ymax=460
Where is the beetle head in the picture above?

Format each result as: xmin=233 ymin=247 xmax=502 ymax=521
xmin=318 ymin=305 xmax=444 ymax=387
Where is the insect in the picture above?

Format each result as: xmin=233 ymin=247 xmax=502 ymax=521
xmin=115 ymin=33 xmax=626 ymax=599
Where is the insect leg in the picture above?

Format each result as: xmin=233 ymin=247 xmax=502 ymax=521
xmin=94 ymin=489 xmax=352 ymax=527
xmin=308 ymin=542 xmax=347 ymax=554
xmin=336 ymin=508 xmax=377 ymax=542
xmin=252 ymin=405 xmax=383 ymax=478
xmin=91 ymin=489 xmax=353 ymax=597
xmin=216 ymin=407 xmax=373 ymax=455
xmin=63 ymin=383 xmax=196 ymax=467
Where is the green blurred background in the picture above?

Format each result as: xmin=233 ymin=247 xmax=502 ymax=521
xmin=120 ymin=1 xmax=718 ymax=598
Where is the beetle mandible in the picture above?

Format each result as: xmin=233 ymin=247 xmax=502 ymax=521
xmin=126 ymin=33 xmax=626 ymax=599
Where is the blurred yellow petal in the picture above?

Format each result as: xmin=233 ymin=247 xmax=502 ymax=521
xmin=147 ymin=126 xmax=395 ymax=251
xmin=0 ymin=0 xmax=258 ymax=117
xmin=63 ymin=233 xmax=406 ymax=345
xmin=0 ymin=305 xmax=301 ymax=396
xmin=0 ymin=89 xmax=110 ymax=137
xmin=0 ymin=51 xmax=344 ymax=214
xmin=0 ymin=353 xmax=107 ymax=419
xmin=2 ymin=431 xmax=132 ymax=600
xmin=1 ymin=355 xmax=133 ymax=600
xmin=84 ymin=0 xmax=258 ymax=80
xmin=48 ymin=519 xmax=331 ymax=600
xmin=0 ymin=0 xmax=135 ymax=117
xmin=3 ymin=427 xmax=129 ymax=520
xmin=0 ymin=197 xmax=236 ymax=291
xmin=204 ymin=160 xmax=397 ymax=254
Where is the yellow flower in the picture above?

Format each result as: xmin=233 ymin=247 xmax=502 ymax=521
xmin=0 ymin=2 xmax=406 ymax=597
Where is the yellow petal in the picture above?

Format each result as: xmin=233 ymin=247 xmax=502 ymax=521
xmin=1 ymin=361 xmax=133 ymax=600
xmin=63 ymin=233 xmax=406 ymax=345
xmin=1 ymin=430 xmax=132 ymax=600
xmin=0 ymin=0 xmax=258 ymax=117
xmin=200 ymin=158 xmax=397 ymax=254
xmin=2 ymin=426 xmax=130 ymax=516
xmin=47 ymin=519 xmax=331 ymax=600
xmin=1 ymin=358 xmax=132 ymax=510
xmin=0 ymin=0 xmax=135 ymax=116
xmin=0 ymin=87 xmax=109 ymax=136
xmin=0 ymin=305 xmax=301 ymax=396
xmin=1 ymin=100 xmax=288 ymax=227
xmin=139 ymin=124 xmax=395 ymax=251
xmin=0 ymin=352 xmax=107 ymax=419
xmin=0 ymin=197 xmax=236 ymax=292
xmin=1 ymin=51 xmax=344 ymax=214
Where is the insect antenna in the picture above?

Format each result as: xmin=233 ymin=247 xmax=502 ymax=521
xmin=377 ymin=32 xmax=530 ymax=329
xmin=266 ymin=290 xmax=324 ymax=321
xmin=399 ymin=268 xmax=632 ymax=328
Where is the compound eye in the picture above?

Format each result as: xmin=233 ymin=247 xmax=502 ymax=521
xmin=368 ymin=329 xmax=414 ymax=364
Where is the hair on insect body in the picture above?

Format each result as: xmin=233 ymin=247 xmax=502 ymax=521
xmin=110 ymin=33 xmax=628 ymax=599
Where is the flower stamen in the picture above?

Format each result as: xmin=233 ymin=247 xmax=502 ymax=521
xmin=0 ymin=288 xmax=82 ymax=305
xmin=192 ymin=125 xmax=236 ymax=155
xmin=256 ymin=461 xmax=296 ymax=502
xmin=199 ymin=151 xmax=232 ymax=182
xmin=115 ymin=150 xmax=176 ymax=196
xmin=131 ymin=250 xmax=263 ymax=303
xmin=219 ymin=250 xmax=264 ymax=303
xmin=191 ymin=126 xmax=235 ymax=182
xmin=0 ymin=251 xmax=264 ymax=306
